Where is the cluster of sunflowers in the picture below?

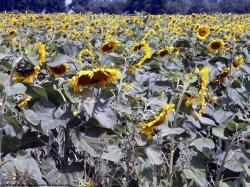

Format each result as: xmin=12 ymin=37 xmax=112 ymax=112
xmin=0 ymin=12 xmax=250 ymax=186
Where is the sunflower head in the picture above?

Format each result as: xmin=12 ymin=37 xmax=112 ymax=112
xmin=196 ymin=25 xmax=210 ymax=40
xmin=132 ymin=42 xmax=146 ymax=52
xmin=140 ymin=103 xmax=175 ymax=139
xmin=47 ymin=63 xmax=69 ymax=77
xmin=208 ymin=39 xmax=224 ymax=52
xmin=6 ymin=28 xmax=17 ymax=36
xmin=13 ymin=59 xmax=40 ymax=83
xmin=156 ymin=46 xmax=174 ymax=58
xmin=212 ymin=67 xmax=230 ymax=84
xmin=233 ymin=55 xmax=244 ymax=68
xmin=100 ymin=40 xmax=119 ymax=54
xmin=71 ymin=67 xmax=121 ymax=92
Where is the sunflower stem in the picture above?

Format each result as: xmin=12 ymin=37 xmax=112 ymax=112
xmin=168 ymin=80 xmax=190 ymax=186
xmin=214 ymin=128 xmax=244 ymax=187
xmin=0 ymin=58 xmax=20 ymax=155
xmin=118 ymin=58 xmax=128 ymax=100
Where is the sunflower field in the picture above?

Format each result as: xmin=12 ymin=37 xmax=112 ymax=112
xmin=0 ymin=12 xmax=250 ymax=187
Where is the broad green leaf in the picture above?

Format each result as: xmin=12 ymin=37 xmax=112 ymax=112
xmin=195 ymin=112 xmax=216 ymax=126
xmin=146 ymin=146 xmax=163 ymax=165
xmin=159 ymin=128 xmax=185 ymax=138
xmin=6 ymin=83 xmax=27 ymax=96
xmin=101 ymin=145 xmax=123 ymax=163
xmin=226 ymin=119 xmax=245 ymax=132
xmin=94 ymin=107 xmax=117 ymax=129
xmin=191 ymin=138 xmax=215 ymax=152
xmin=212 ymin=127 xmax=229 ymax=140
xmin=47 ymin=54 xmax=71 ymax=66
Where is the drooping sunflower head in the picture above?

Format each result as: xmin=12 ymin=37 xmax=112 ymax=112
xmin=196 ymin=25 xmax=210 ymax=40
xmin=156 ymin=46 xmax=174 ymax=58
xmin=208 ymin=39 xmax=224 ymax=52
xmin=13 ymin=59 xmax=40 ymax=84
xmin=131 ymin=41 xmax=152 ymax=68
xmin=132 ymin=42 xmax=146 ymax=52
xmin=70 ymin=67 xmax=121 ymax=92
xmin=100 ymin=40 xmax=119 ymax=54
xmin=47 ymin=63 xmax=70 ymax=77
xmin=140 ymin=103 xmax=175 ymax=139
xmin=212 ymin=67 xmax=230 ymax=84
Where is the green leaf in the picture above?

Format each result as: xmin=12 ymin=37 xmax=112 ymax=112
xmin=41 ymin=157 xmax=69 ymax=185
xmin=45 ymin=86 xmax=66 ymax=107
xmin=159 ymin=128 xmax=185 ymax=138
xmin=146 ymin=146 xmax=163 ymax=165
xmin=1 ymin=153 xmax=46 ymax=184
xmin=195 ymin=112 xmax=216 ymax=126
xmin=191 ymin=138 xmax=215 ymax=153
xmin=23 ymin=109 xmax=40 ymax=126
xmin=226 ymin=119 xmax=245 ymax=132
xmin=71 ymin=132 xmax=98 ymax=157
xmin=183 ymin=168 xmax=208 ymax=187
xmin=1 ymin=135 xmax=22 ymax=155
xmin=101 ymin=145 xmax=123 ymax=163
xmin=26 ymin=50 xmax=39 ymax=66
xmin=47 ymin=54 xmax=71 ymax=66
xmin=112 ymin=103 xmax=132 ymax=115
xmin=6 ymin=83 xmax=27 ymax=96
xmin=63 ymin=82 xmax=82 ymax=103
xmin=0 ymin=46 xmax=11 ymax=60
xmin=27 ymin=85 xmax=48 ymax=100
xmin=94 ymin=107 xmax=117 ymax=129
xmin=212 ymin=127 xmax=229 ymax=140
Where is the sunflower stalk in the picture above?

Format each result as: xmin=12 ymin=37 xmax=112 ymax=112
xmin=0 ymin=57 xmax=20 ymax=155
xmin=118 ymin=58 xmax=128 ymax=100
xmin=168 ymin=80 xmax=191 ymax=186
xmin=63 ymin=104 xmax=72 ymax=166
xmin=214 ymin=128 xmax=245 ymax=187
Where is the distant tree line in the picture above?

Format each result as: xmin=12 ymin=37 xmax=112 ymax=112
xmin=0 ymin=0 xmax=250 ymax=14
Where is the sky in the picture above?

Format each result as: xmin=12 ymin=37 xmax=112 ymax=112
xmin=65 ymin=0 xmax=72 ymax=6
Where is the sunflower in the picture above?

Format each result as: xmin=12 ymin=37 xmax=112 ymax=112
xmin=36 ymin=43 xmax=46 ymax=65
xmin=212 ymin=67 xmax=230 ymax=84
xmin=196 ymin=25 xmax=210 ymax=40
xmin=208 ymin=39 xmax=224 ymax=52
xmin=156 ymin=46 xmax=174 ymax=58
xmin=132 ymin=42 xmax=146 ymax=52
xmin=13 ymin=59 xmax=40 ymax=84
xmin=79 ymin=49 xmax=95 ymax=65
xmin=233 ymin=55 xmax=244 ymax=68
xmin=140 ymin=103 xmax=175 ymax=139
xmin=6 ymin=28 xmax=17 ymax=36
xmin=132 ymin=41 xmax=152 ymax=67
xmin=47 ymin=63 xmax=69 ymax=77
xmin=100 ymin=40 xmax=119 ymax=54
xmin=70 ymin=67 xmax=121 ymax=92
